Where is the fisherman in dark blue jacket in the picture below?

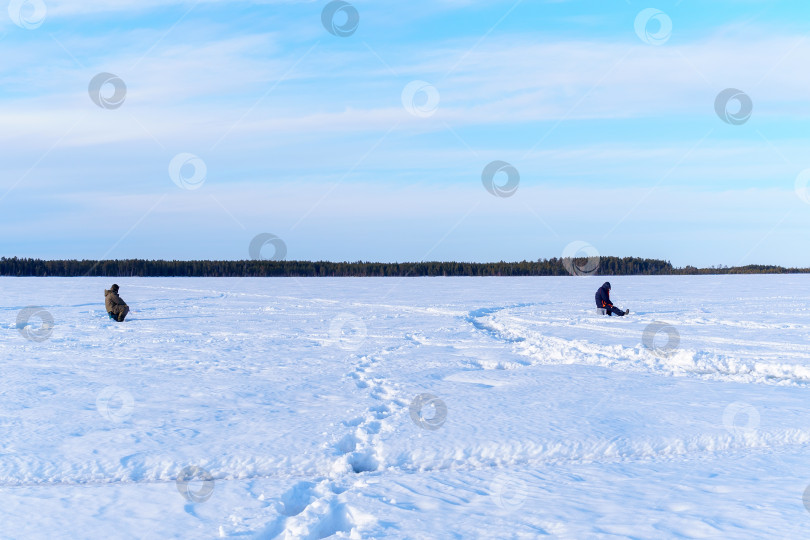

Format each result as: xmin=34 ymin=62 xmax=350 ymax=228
xmin=595 ymin=282 xmax=629 ymax=316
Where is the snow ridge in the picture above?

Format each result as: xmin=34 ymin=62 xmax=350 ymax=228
xmin=472 ymin=307 xmax=810 ymax=386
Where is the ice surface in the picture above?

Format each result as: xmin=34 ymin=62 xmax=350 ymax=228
xmin=2 ymin=275 xmax=810 ymax=539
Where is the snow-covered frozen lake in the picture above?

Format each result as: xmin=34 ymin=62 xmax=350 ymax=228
xmin=3 ymin=275 xmax=810 ymax=539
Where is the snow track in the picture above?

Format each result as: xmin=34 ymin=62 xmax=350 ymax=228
xmin=261 ymin=343 xmax=414 ymax=538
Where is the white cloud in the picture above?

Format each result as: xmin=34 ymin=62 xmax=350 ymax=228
xmin=1 ymin=27 xmax=809 ymax=152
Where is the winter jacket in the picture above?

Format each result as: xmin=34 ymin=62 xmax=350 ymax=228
xmin=105 ymin=289 xmax=128 ymax=313
xmin=595 ymin=282 xmax=612 ymax=309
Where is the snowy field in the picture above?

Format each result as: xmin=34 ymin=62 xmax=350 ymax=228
xmin=3 ymin=275 xmax=810 ymax=539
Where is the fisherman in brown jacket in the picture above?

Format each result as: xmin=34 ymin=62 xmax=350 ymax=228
xmin=104 ymin=284 xmax=129 ymax=322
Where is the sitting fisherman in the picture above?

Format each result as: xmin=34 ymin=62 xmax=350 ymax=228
xmin=104 ymin=284 xmax=129 ymax=322
xmin=595 ymin=281 xmax=629 ymax=317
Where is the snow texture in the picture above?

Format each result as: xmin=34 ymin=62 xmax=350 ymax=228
xmin=2 ymin=275 xmax=810 ymax=539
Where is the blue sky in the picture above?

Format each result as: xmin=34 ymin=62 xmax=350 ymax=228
xmin=1 ymin=0 xmax=810 ymax=266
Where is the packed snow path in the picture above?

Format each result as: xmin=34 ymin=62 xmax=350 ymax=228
xmin=2 ymin=276 xmax=810 ymax=539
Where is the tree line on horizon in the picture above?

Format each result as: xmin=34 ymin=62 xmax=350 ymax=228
xmin=0 ymin=257 xmax=806 ymax=277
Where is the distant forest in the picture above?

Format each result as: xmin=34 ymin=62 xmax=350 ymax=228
xmin=0 ymin=257 xmax=807 ymax=277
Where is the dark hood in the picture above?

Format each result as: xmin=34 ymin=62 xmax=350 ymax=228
xmin=602 ymin=282 xmax=611 ymax=290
